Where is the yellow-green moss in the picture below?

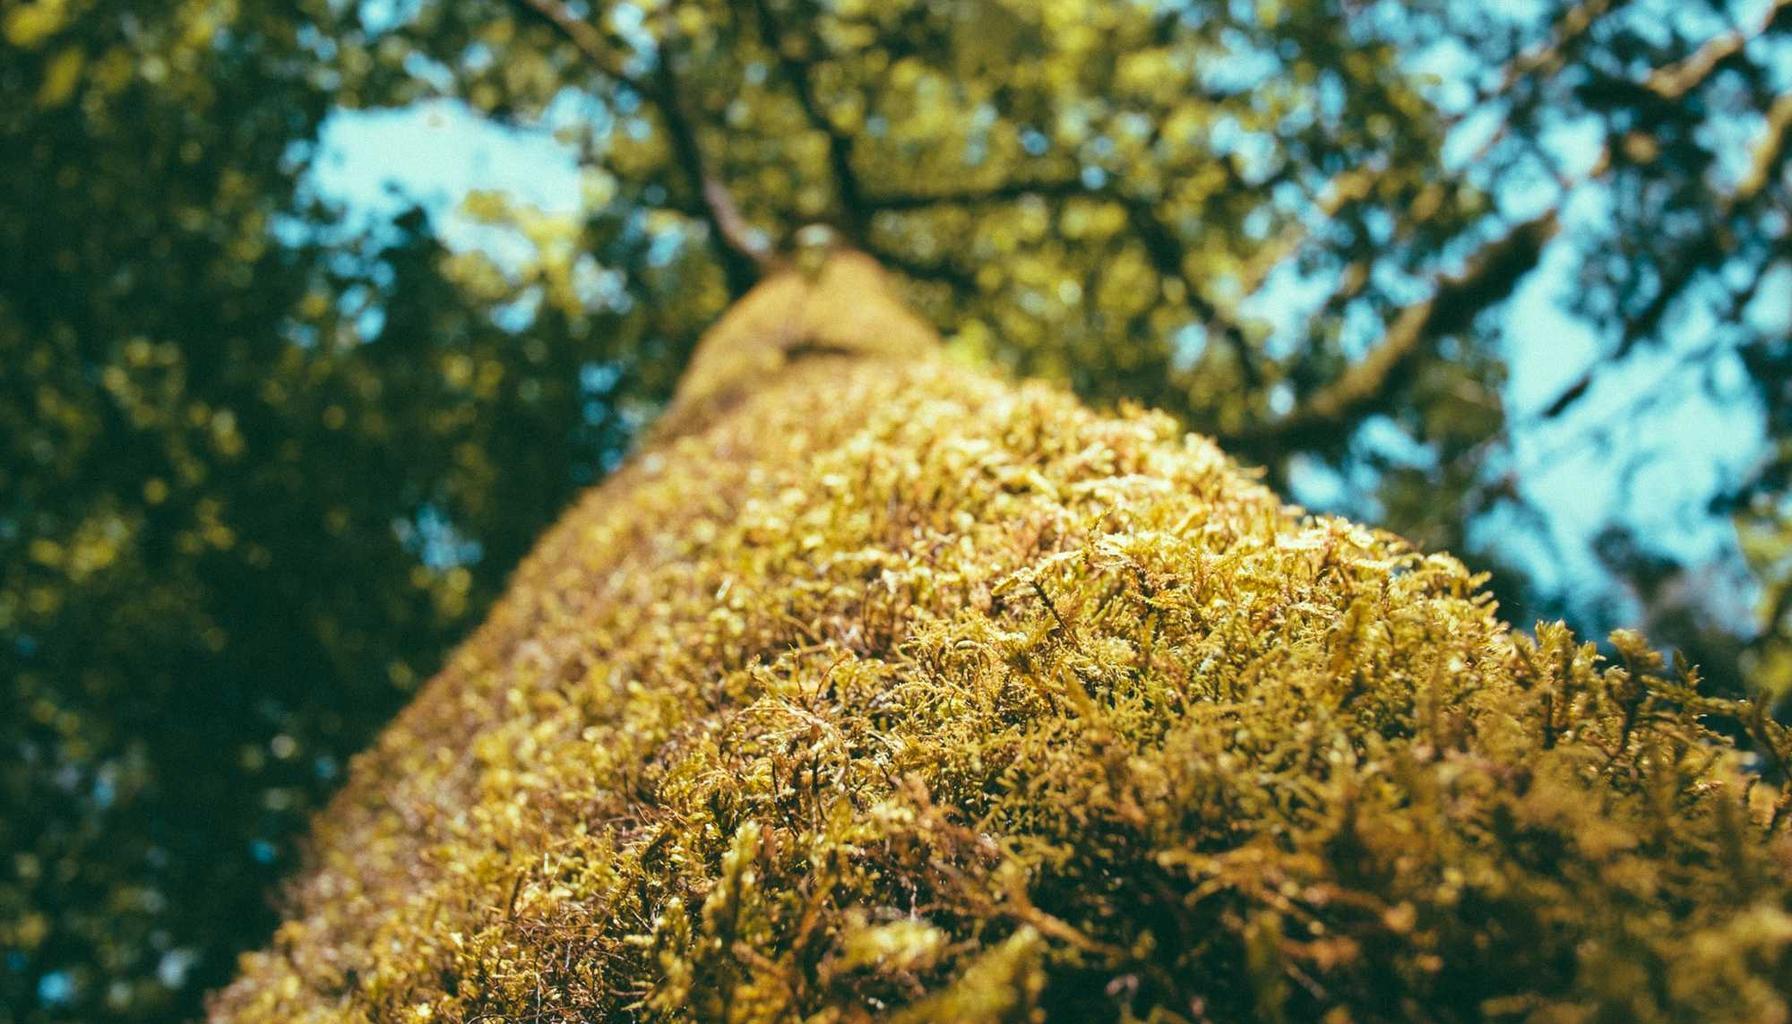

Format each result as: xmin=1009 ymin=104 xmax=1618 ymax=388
xmin=212 ymin=258 xmax=1792 ymax=1023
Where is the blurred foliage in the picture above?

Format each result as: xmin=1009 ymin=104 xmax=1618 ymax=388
xmin=0 ymin=0 xmax=1788 ymax=1021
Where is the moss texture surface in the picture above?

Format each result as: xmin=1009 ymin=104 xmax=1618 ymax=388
xmin=213 ymin=256 xmax=1792 ymax=1023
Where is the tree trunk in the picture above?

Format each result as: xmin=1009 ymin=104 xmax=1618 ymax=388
xmin=211 ymin=251 xmax=1792 ymax=1024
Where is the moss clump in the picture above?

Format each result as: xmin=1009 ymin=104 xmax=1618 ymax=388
xmin=213 ymin=258 xmax=1791 ymax=1023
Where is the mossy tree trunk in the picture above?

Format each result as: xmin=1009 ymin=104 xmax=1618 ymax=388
xmin=210 ymin=246 xmax=1792 ymax=1023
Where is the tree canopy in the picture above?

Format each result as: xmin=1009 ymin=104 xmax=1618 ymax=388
xmin=1 ymin=1 xmax=1789 ymax=1022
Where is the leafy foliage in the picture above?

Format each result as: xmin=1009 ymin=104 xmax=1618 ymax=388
xmin=1 ymin=3 xmax=696 ymax=1020
xmin=214 ymin=257 xmax=1792 ymax=1023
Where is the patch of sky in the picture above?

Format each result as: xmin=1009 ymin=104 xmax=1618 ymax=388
xmin=1495 ymin=237 xmax=1765 ymax=617
xmin=1357 ymin=415 xmax=1440 ymax=471
xmin=1200 ymin=29 xmax=1278 ymax=95
xmin=1267 ymin=380 xmax=1295 ymax=417
xmin=491 ymin=287 xmax=546 ymax=334
xmin=963 ymin=103 xmax=1000 ymax=167
xmin=286 ymin=91 xmax=637 ymax=343
xmin=1762 ymin=30 xmax=1792 ymax=91
xmin=37 ymin=971 xmax=75 ymax=1008
xmin=646 ymin=218 xmax=687 ymax=267
xmin=1745 ymin=261 xmax=1792 ymax=333
xmin=1170 ymin=323 xmax=1208 ymax=373
xmin=1285 ymin=452 xmax=1352 ymax=514
xmin=1336 ymin=299 xmax=1385 ymax=362
xmin=1277 ymin=2 xmax=1770 ymax=622
xmin=307 ymin=97 xmax=584 ymax=237
xmin=581 ymin=361 xmax=624 ymax=396
xmin=1238 ymin=256 xmax=1340 ymax=360
xmin=607 ymin=2 xmax=659 ymax=72
xmin=156 ymin=950 xmax=199 ymax=990
xmin=1406 ymin=37 xmax=1479 ymax=118
xmin=92 ymin=769 xmax=115 ymax=810
xmin=395 ymin=504 xmax=485 ymax=570
xmin=1316 ymin=70 xmax=1347 ymax=123
xmin=295 ymin=22 xmax=338 ymax=62
xmin=402 ymin=49 xmax=457 ymax=94
xmin=356 ymin=0 xmax=423 ymax=37
xmin=1440 ymin=106 xmax=1506 ymax=174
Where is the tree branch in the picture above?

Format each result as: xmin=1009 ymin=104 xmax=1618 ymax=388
xmin=858 ymin=243 xmax=977 ymax=291
xmin=1539 ymin=94 xmax=1789 ymax=422
xmin=1646 ymin=0 xmax=1791 ymax=100
xmin=1114 ymin=191 xmax=1263 ymax=387
xmin=747 ymin=0 xmax=872 ymax=241
xmin=1234 ymin=210 xmax=1560 ymax=453
xmin=1495 ymin=0 xmax=1625 ymax=100
xmin=1232 ymin=163 xmax=1381 ymax=301
xmin=507 ymin=0 xmax=643 ymax=89
xmin=506 ymin=0 xmax=770 ymax=296
xmin=647 ymin=22 xmax=773 ymax=297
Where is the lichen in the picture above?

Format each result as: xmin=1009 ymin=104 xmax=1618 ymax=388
xmin=211 ymin=262 xmax=1792 ymax=1023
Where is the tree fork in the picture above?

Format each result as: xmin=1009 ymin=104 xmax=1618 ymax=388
xmin=650 ymin=243 xmax=939 ymax=441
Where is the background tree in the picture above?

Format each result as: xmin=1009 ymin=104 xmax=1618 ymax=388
xmin=1 ymin=0 xmax=1788 ymax=1021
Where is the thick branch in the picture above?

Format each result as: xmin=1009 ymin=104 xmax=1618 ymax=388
xmin=859 ymin=243 xmax=977 ymax=291
xmin=747 ymin=0 xmax=872 ymax=241
xmin=1115 ymin=192 xmax=1263 ymax=387
xmin=864 ymin=177 xmax=1092 ymax=211
xmin=508 ymin=0 xmax=643 ymax=88
xmin=653 ymin=249 xmax=939 ymax=440
xmin=1235 ymin=210 xmax=1559 ymax=453
xmin=1736 ymin=90 xmax=1792 ymax=203
xmin=508 ymin=0 xmax=770 ymax=296
xmin=648 ymin=29 xmax=773 ymax=297
xmin=1647 ymin=0 xmax=1791 ymax=100
xmin=1496 ymin=0 xmax=1625 ymax=99
xmin=1232 ymin=163 xmax=1380 ymax=301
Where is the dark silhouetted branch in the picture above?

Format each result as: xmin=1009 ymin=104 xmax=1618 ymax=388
xmin=508 ymin=0 xmax=770 ymax=296
xmin=508 ymin=0 xmax=643 ymax=89
xmin=1235 ymin=210 xmax=1560 ymax=453
xmin=748 ymin=0 xmax=872 ymax=241
xmin=860 ymin=244 xmax=977 ymax=291
xmin=864 ymin=177 xmax=1092 ymax=211
xmin=1540 ymin=97 xmax=1788 ymax=422
xmin=649 ymin=25 xmax=773 ymax=297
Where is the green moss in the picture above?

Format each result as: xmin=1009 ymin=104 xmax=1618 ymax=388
xmin=212 ymin=260 xmax=1792 ymax=1023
